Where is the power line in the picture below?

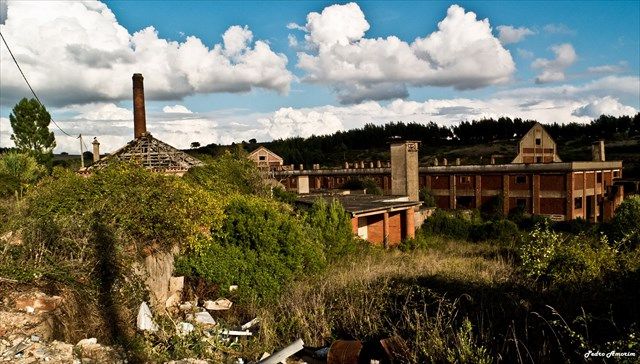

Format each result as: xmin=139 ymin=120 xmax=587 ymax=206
xmin=0 ymin=31 xmax=73 ymax=137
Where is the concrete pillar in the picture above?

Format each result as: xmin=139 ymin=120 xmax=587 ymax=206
xmin=434 ymin=158 xmax=439 ymax=166
xmin=532 ymin=174 xmax=540 ymax=214
xmin=474 ymin=175 xmax=482 ymax=209
xmin=405 ymin=208 xmax=415 ymax=240
xmin=583 ymin=172 xmax=587 ymax=220
xmin=566 ymin=172 xmax=575 ymax=220
xmin=443 ymin=158 xmax=448 ymax=166
xmin=455 ymin=158 xmax=461 ymax=166
xmin=490 ymin=156 xmax=496 ymax=165
xmin=351 ymin=216 xmax=358 ymax=235
xmin=92 ymin=137 xmax=100 ymax=163
xmin=383 ymin=211 xmax=389 ymax=249
xmin=390 ymin=141 xmax=420 ymax=201
xmin=592 ymin=140 xmax=606 ymax=161
xmin=376 ymin=160 xmax=382 ymax=168
xmin=344 ymin=162 xmax=349 ymax=169
xmin=449 ymin=175 xmax=456 ymax=209
xmin=502 ymin=175 xmax=510 ymax=215
xmin=297 ymin=175 xmax=309 ymax=194
xmin=592 ymin=172 xmax=598 ymax=222
xmin=369 ymin=162 xmax=374 ymax=168
xmin=299 ymin=164 xmax=304 ymax=171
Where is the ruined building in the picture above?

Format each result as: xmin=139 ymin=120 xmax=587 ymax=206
xmin=274 ymin=123 xmax=624 ymax=223
xmin=80 ymin=74 xmax=203 ymax=176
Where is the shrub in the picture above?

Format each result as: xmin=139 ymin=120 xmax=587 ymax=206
xmin=340 ymin=177 xmax=383 ymax=195
xmin=421 ymin=209 xmax=475 ymax=240
xmin=610 ymin=196 xmax=640 ymax=250
xmin=470 ymin=219 xmax=520 ymax=244
xmin=304 ymin=198 xmax=358 ymax=262
xmin=419 ymin=187 xmax=436 ymax=207
xmin=272 ymin=186 xmax=297 ymax=204
xmin=184 ymin=149 xmax=268 ymax=197
xmin=0 ymin=151 xmax=46 ymax=198
xmin=176 ymin=195 xmax=326 ymax=304
xmin=519 ymin=223 xmax=618 ymax=283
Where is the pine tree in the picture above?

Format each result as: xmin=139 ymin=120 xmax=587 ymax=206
xmin=9 ymin=98 xmax=56 ymax=166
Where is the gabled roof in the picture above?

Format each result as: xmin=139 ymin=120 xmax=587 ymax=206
xmin=248 ymin=146 xmax=283 ymax=160
xmin=85 ymin=134 xmax=203 ymax=174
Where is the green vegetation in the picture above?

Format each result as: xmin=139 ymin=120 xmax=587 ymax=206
xmin=610 ymin=195 xmax=640 ymax=250
xmin=9 ymin=98 xmax=56 ymax=168
xmin=0 ymin=151 xmax=46 ymax=198
xmin=1 ymin=143 xmax=638 ymax=363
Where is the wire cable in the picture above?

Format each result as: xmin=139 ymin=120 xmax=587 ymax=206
xmin=1 ymin=31 xmax=73 ymax=137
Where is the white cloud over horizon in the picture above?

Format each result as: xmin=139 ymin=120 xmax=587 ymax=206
xmin=0 ymin=0 xmax=293 ymax=107
xmin=497 ymin=25 xmax=535 ymax=44
xmin=294 ymin=3 xmax=516 ymax=104
xmin=163 ymin=105 xmax=193 ymax=114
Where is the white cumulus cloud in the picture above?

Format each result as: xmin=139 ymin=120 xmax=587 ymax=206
xmin=294 ymin=3 xmax=515 ymax=104
xmin=0 ymin=0 xmax=293 ymax=108
xmin=163 ymin=105 xmax=193 ymax=114
xmin=572 ymin=96 xmax=638 ymax=118
xmin=497 ymin=25 xmax=535 ymax=44
xmin=532 ymin=43 xmax=576 ymax=83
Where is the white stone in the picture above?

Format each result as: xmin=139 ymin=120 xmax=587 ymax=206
xmin=136 ymin=302 xmax=158 ymax=332
xmin=194 ymin=311 xmax=216 ymax=326
xmin=203 ymin=298 xmax=233 ymax=311
xmin=76 ymin=338 xmax=97 ymax=347
xmin=177 ymin=322 xmax=194 ymax=335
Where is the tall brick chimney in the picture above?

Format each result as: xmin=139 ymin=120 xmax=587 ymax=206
xmin=592 ymin=140 xmax=606 ymax=162
xmin=132 ymin=73 xmax=147 ymax=139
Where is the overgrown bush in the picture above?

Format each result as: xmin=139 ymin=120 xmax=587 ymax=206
xmin=184 ymin=149 xmax=268 ymax=197
xmin=419 ymin=187 xmax=436 ymax=207
xmin=519 ymin=222 xmax=619 ymax=283
xmin=304 ymin=197 xmax=358 ymax=262
xmin=339 ymin=177 xmax=383 ymax=195
xmin=0 ymin=151 xmax=46 ymax=198
xmin=610 ymin=195 xmax=640 ymax=250
xmin=421 ymin=209 xmax=479 ymax=241
xmin=469 ymin=219 xmax=520 ymax=244
xmin=176 ymin=195 xmax=326 ymax=304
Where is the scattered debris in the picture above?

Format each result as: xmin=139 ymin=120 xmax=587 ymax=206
xmin=179 ymin=302 xmax=193 ymax=311
xmin=76 ymin=338 xmax=97 ymax=347
xmin=240 ymin=317 xmax=259 ymax=330
xmin=204 ymin=298 xmax=233 ymax=311
xmin=178 ymin=322 xmax=195 ymax=335
xmin=136 ymin=301 xmax=158 ymax=332
xmin=194 ymin=311 xmax=216 ymax=326
xmin=258 ymin=338 xmax=304 ymax=364
xmin=219 ymin=329 xmax=252 ymax=337
xmin=14 ymin=293 xmax=61 ymax=313
xmin=229 ymin=285 xmax=238 ymax=292
xmin=327 ymin=340 xmax=363 ymax=364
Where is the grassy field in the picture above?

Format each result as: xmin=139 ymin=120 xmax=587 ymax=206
xmin=253 ymin=236 xmax=639 ymax=363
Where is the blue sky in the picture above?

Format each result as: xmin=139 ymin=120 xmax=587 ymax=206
xmin=1 ymin=1 xmax=638 ymax=152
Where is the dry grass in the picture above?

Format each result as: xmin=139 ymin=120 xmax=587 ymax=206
xmin=251 ymin=240 xmax=514 ymax=362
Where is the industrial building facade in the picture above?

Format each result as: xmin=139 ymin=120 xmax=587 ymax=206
xmin=273 ymin=124 xmax=625 ymax=223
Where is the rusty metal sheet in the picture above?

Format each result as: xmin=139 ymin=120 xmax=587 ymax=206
xmin=327 ymin=340 xmax=363 ymax=364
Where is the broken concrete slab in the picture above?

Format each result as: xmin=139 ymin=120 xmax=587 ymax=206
xmin=136 ymin=302 xmax=158 ymax=332
xmin=76 ymin=338 xmax=97 ymax=347
xmin=240 ymin=318 xmax=259 ymax=330
xmin=219 ymin=329 xmax=252 ymax=337
xmin=178 ymin=322 xmax=194 ymax=335
xmin=258 ymin=338 xmax=304 ymax=364
xmin=203 ymin=298 xmax=233 ymax=311
xmin=194 ymin=311 xmax=216 ymax=326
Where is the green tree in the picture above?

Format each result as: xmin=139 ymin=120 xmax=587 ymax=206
xmin=611 ymin=196 xmax=640 ymax=250
xmin=9 ymin=98 xmax=56 ymax=166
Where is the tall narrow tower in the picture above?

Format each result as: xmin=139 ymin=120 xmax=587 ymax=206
xmin=391 ymin=140 xmax=420 ymax=201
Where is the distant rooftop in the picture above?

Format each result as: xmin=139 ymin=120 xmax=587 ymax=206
xmin=297 ymin=192 xmax=421 ymax=215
